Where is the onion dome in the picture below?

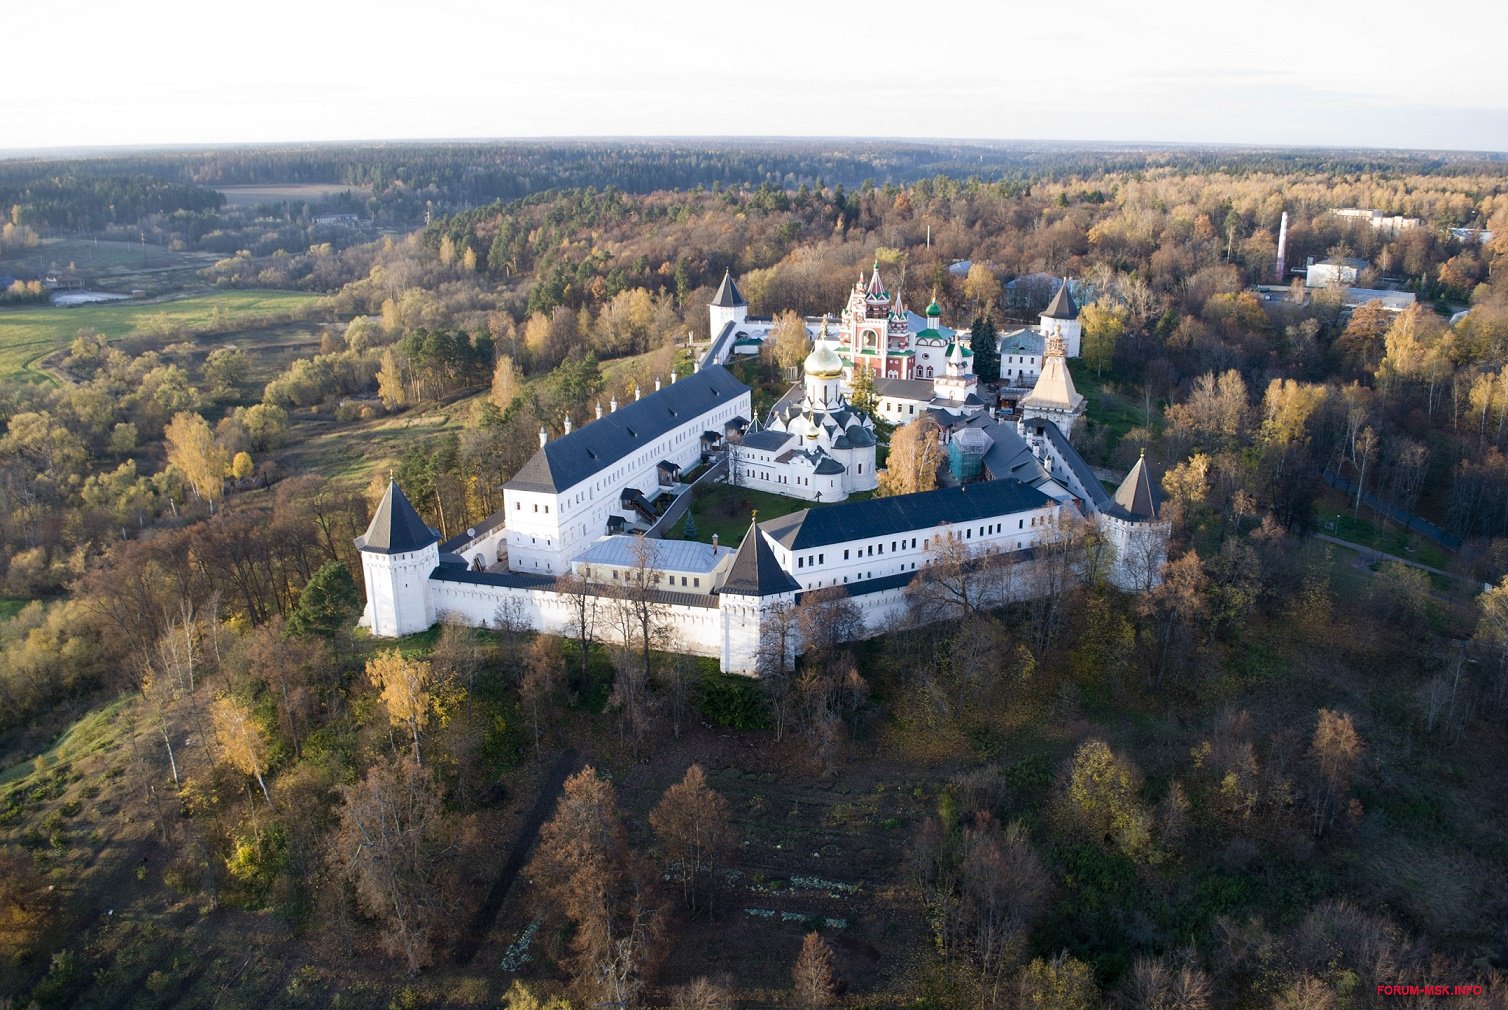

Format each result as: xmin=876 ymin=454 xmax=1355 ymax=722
xmin=804 ymin=343 xmax=844 ymax=378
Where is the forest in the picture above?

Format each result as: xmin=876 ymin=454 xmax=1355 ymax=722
xmin=1 ymin=142 xmax=1507 ymax=1009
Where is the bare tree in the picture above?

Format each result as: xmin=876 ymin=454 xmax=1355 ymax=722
xmin=332 ymin=755 xmax=454 ymax=972
xmin=792 ymin=931 xmax=837 ymax=1009
xmin=669 ymin=976 xmax=734 ymax=1010
xmin=650 ymin=764 xmax=736 ymax=915
xmin=554 ymin=570 xmax=598 ymax=692
xmin=526 ymin=766 xmax=663 ymax=1004
xmin=520 ymin=635 xmax=565 ymax=754
xmin=795 ymin=586 xmax=864 ymax=664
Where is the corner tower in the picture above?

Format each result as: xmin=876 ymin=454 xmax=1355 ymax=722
xmin=709 ymin=269 xmax=748 ymax=338
xmin=1040 ymin=278 xmax=1082 ymax=357
xmin=356 ymin=480 xmax=439 ymax=637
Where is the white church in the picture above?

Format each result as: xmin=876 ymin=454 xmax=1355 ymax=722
xmin=358 ymin=262 xmax=1169 ymax=673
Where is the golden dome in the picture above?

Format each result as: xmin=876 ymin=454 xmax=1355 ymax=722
xmin=804 ymin=343 xmax=844 ymax=378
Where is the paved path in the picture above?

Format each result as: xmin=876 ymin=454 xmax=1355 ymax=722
xmin=452 ymin=747 xmax=578 ymax=965
xmin=1314 ymin=533 xmax=1464 ymax=582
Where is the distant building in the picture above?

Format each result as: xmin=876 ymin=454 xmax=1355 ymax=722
xmin=1449 ymin=227 xmax=1495 ymax=245
xmin=1332 ymin=208 xmax=1420 ymax=235
xmin=1306 ymin=257 xmax=1368 ymax=288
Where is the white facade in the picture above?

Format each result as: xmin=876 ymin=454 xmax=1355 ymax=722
xmin=503 ymin=371 xmax=752 ymax=576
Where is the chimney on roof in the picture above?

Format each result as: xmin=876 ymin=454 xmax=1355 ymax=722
xmin=538 ymin=425 xmax=548 ymax=448
xmin=655 ymin=376 xmax=662 ymax=392
xmin=596 ymin=401 xmax=603 ymax=420
xmin=635 ymin=385 xmax=642 ymax=401
xmin=563 ymin=415 xmax=573 ymax=434
xmin=712 ymin=532 xmax=719 ymax=554
xmin=610 ymin=394 xmax=618 ymax=413
xmin=670 ymin=370 xmax=676 ymax=383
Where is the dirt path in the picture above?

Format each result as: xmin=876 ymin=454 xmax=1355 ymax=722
xmin=452 ymin=747 xmax=579 ymax=966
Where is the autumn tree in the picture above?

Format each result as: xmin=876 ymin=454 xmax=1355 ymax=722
xmin=212 ymin=693 xmax=273 ymax=804
xmin=164 ymin=410 xmax=229 ymax=511
xmin=490 ymin=354 xmax=523 ymax=410
xmin=521 ymin=635 xmax=566 ymax=753
xmin=769 ymin=309 xmax=811 ymax=378
xmin=332 ymin=755 xmax=453 ymax=972
xmin=231 ymin=616 xmax=333 ymax=759
xmin=1079 ymin=300 xmax=1128 ymax=376
xmin=1309 ymin=708 xmax=1363 ymax=838
xmin=877 ymin=415 xmax=942 ymax=497
xmin=367 ymin=649 xmax=436 ymax=765
xmin=792 ymin=931 xmax=837 ymax=1009
xmin=963 ymin=263 xmax=1002 ymax=317
xmin=1016 ymin=953 xmax=1099 ymax=1010
xmin=0 ymin=846 xmax=56 ymax=962
xmin=1055 ymin=738 xmax=1153 ymax=861
xmin=650 ymin=764 xmax=735 ymax=914
xmin=1474 ymin=576 xmax=1508 ymax=720
xmin=527 ymin=767 xmax=662 ymax=1005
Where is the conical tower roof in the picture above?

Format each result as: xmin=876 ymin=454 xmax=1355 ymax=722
xmin=1111 ymin=450 xmax=1161 ymax=520
xmin=711 ymin=269 xmax=746 ymax=308
xmin=1042 ymin=278 xmax=1079 ymax=320
xmin=720 ymin=521 xmax=800 ymax=597
xmin=1020 ymin=329 xmax=1085 ymax=413
xmin=359 ymin=480 xmax=439 ymax=554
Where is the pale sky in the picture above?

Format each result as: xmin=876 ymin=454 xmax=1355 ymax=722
xmin=4 ymin=0 xmax=1506 ymax=153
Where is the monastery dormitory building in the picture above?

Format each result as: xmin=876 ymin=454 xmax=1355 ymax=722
xmin=358 ymin=262 xmax=1170 ymax=673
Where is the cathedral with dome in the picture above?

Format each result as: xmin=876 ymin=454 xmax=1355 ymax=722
xmin=729 ymin=341 xmax=878 ymax=501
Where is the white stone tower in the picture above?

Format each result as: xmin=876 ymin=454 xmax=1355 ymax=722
xmin=1018 ymin=328 xmax=1087 ymax=438
xmin=1039 ymin=278 xmax=1082 ymax=357
xmin=356 ymin=480 xmax=439 ymax=637
xmin=708 ymin=269 xmax=748 ymax=338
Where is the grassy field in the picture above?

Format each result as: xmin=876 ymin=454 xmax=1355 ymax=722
xmin=1317 ymin=489 xmax=1454 ymax=570
xmin=0 ymin=598 xmax=29 ymax=622
xmin=277 ymin=397 xmax=479 ymax=485
xmin=0 ymin=290 xmax=323 ymax=383
xmin=1069 ymin=362 xmax=1152 ymax=447
xmin=664 ymin=482 xmax=873 ymax=547
xmin=214 ymin=183 xmax=370 ymax=208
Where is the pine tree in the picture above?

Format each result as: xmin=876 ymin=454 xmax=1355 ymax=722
xmin=682 ymin=511 xmax=698 ymax=539
xmin=970 ymin=315 xmax=1000 ymax=385
xmin=288 ymin=561 xmax=359 ymax=639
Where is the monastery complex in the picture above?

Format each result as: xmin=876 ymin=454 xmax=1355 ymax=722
xmin=358 ymin=262 xmax=1170 ymax=673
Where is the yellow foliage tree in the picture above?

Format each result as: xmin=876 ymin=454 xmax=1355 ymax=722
xmin=212 ymin=694 xmax=272 ymax=803
xmin=877 ymin=416 xmax=942 ymax=497
xmin=164 ymin=411 xmax=228 ymax=511
xmin=231 ymin=451 xmax=255 ymax=480
xmin=366 ymin=649 xmax=434 ymax=765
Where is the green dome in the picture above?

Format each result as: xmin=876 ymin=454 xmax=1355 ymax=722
xmin=925 ymin=299 xmax=942 ymax=317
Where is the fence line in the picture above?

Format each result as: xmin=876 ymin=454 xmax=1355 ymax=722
xmin=1320 ymin=469 xmax=1461 ymax=551
xmin=647 ymin=456 xmax=728 ymax=538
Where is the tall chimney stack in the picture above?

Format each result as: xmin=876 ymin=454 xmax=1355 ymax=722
xmin=1274 ymin=211 xmax=1289 ymax=283
xmin=538 ymin=425 xmax=548 ymax=448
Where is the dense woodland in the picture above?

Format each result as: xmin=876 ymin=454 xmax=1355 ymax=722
xmin=2 ymin=143 xmax=1508 ymax=1008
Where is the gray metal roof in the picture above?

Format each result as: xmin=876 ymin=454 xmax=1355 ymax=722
xmin=506 ymin=366 xmax=749 ymax=494
xmin=741 ymin=429 xmax=796 ymax=452
xmin=760 ymin=478 xmax=1053 ymax=551
xmin=873 ymin=377 xmax=938 ymax=402
xmin=998 ymin=328 xmax=1044 ymax=355
xmin=710 ymin=269 xmax=746 ymax=307
xmin=720 ymin=524 xmax=801 ymax=597
xmin=1111 ymin=452 xmax=1162 ymax=520
xmin=1037 ymin=424 xmax=1111 ymax=511
xmin=1042 ymin=278 xmax=1079 ymax=320
xmin=357 ymin=481 xmax=439 ymax=554
xmin=577 ymin=535 xmax=730 ymax=573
